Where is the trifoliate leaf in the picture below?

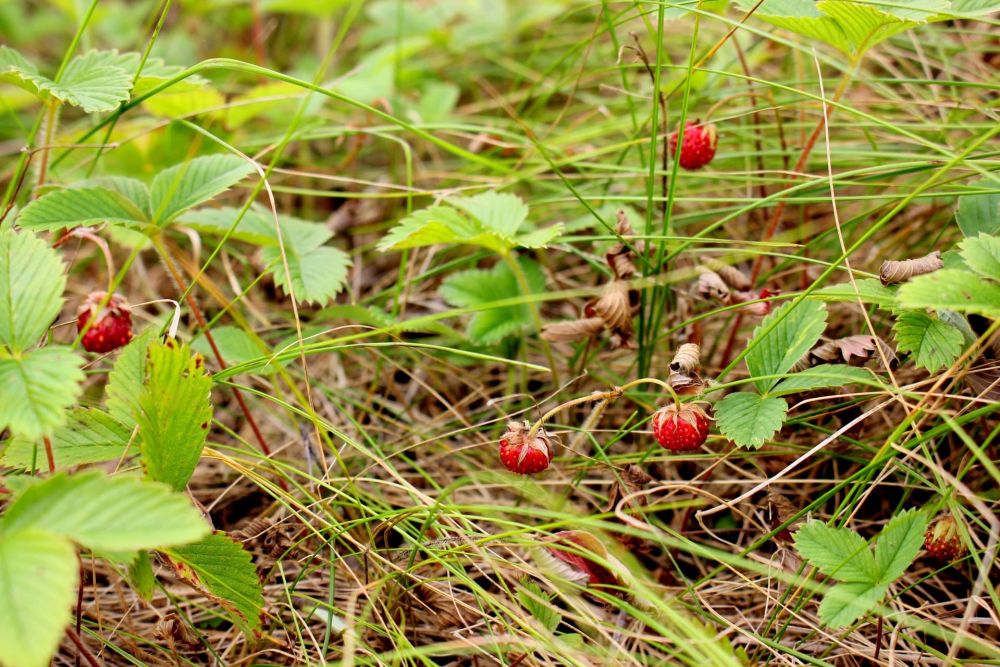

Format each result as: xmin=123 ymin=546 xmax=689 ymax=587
xmin=0 ymin=229 xmax=68 ymax=351
xmin=715 ymin=392 xmax=788 ymax=449
xmin=134 ymin=341 xmax=213 ymax=491
xmin=1 ymin=471 xmax=210 ymax=551
xmin=898 ymin=269 xmax=1000 ymax=316
xmin=794 ymin=521 xmax=878 ymax=582
xmin=17 ymin=186 xmax=150 ymax=231
xmin=150 ymin=154 xmax=255 ymax=225
xmin=959 ymin=233 xmax=1000 ymax=282
xmin=166 ymin=533 xmax=264 ymax=632
xmin=1 ymin=408 xmax=133 ymax=471
xmin=0 ymin=47 xmax=133 ymax=113
xmin=874 ymin=509 xmax=927 ymax=584
xmin=262 ymin=244 xmax=351 ymax=306
xmin=0 ymin=347 xmax=84 ymax=441
xmin=0 ymin=529 xmax=78 ymax=667
xmin=745 ymin=300 xmax=828 ymax=393
xmin=819 ymin=581 xmax=887 ymax=628
xmin=893 ymin=311 xmax=964 ymax=372
xmin=440 ymin=257 xmax=546 ymax=344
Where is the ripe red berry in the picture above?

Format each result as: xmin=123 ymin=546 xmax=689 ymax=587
xmin=498 ymin=421 xmax=554 ymax=474
xmin=924 ymin=515 xmax=967 ymax=563
xmin=76 ymin=291 xmax=133 ymax=354
xmin=651 ymin=403 xmax=710 ymax=452
xmin=668 ymin=120 xmax=718 ymax=170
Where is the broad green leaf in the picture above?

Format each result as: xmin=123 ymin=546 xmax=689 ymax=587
xmin=794 ymin=521 xmax=877 ymax=582
xmin=17 ymin=186 xmax=149 ymax=231
xmin=0 ymin=529 xmax=78 ymax=667
xmin=105 ymin=330 xmax=155 ymax=427
xmin=898 ymin=269 xmax=1000 ymax=316
xmin=150 ymin=154 xmax=255 ymax=225
xmin=181 ymin=204 xmax=332 ymax=247
xmin=82 ymin=176 xmax=152 ymax=218
xmin=893 ymin=311 xmax=964 ymax=372
xmin=0 ymin=229 xmax=68 ymax=351
xmin=134 ymin=341 xmax=213 ymax=491
xmin=1 ymin=408 xmax=132 ymax=471
xmin=128 ymin=550 xmax=156 ymax=601
xmin=770 ymin=364 xmax=874 ymax=396
xmin=450 ymin=192 xmax=529 ymax=241
xmin=811 ymin=279 xmax=897 ymax=308
xmin=946 ymin=0 xmax=1000 ymax=12
xmin=819 ymin=581 xmax=887 ymax=628
xmin=715 ymin=392 xmax=788 ymax=449
xmin=959 ymin=234 xmax=1000 ymax=282
xmin=262 ymin=244 xmax=351 ymax=305
xmin=166 ymin=533 xmax=264 ymax=632
xmin=746 ymin=300 xmax=828 ymax=393
xmin=874 ymin=509 xmax=927 ymax=583
xmin=517 ymin=580 xmax=561 ymax=632
xmin=439 ymin=257 xmax=546 ymax=344
xmin=1 ymin=471 xmax=209 ymax=551
xmin=45 ymin=50 xmax=134 ymax=113
xmin=956 ymin=181 xmax=1000 ymax=237
xmin=192 ymin=326 xmax=275 ymax=374
xmin=0 ymin=347 xmax=85 ymax=440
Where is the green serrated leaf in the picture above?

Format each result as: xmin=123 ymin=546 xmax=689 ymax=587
xmin=517 ymin=580 xmax=561 ymax=632
xmin=810 ymin=279 xmax=897 ymax=308
xmin=770 ymin=364 xmax=874 ymax=396
xmin=957 ymin=181 xmax=1000 ymax=237
xmin=166 ymin=533 xmax=264 ymax=632
xmin=135 ymin=341 xmax=213 ymax=491
xmin=893 ymin=311 xmax=964 ymax=372
xmin=819 ymin=580 xmax=887 ymax=628
xmin=128 ymin=550 xmax=156 ymax=601
xmin=440 ymin=257 xmax=546 ymax=344
xmin=262 ymin=244 xmax=351 ymax=306
xmin=959 ymin=234 xmax=1000 ymax=282
xmin=17 ymin=186 xmax=150 ymax=231
xmin=47 ymin=50 xmax=134 ymax=113
xmin=0 ymin=229 xmax=68 ymax=351
xmin=715 ymin=392 xmax=788 ymax=449
xmin=450 ymin=192 xmax=528 ymax=240
xmin=746 ymin=300 xmax=828 ymax=393
xmin=0 ymin=347 xmax=85 ymax=441
xmin=1 ymin=407 xmax=132 ymax=471
xmin=898 ymin=269 xmax=1000 ymax=316
xmin=794 ymin=521 xmax=878 ymax=582
xmin=0 ymin=528 xmax=78 ymax=667
xmin=1 ymin=471 xmax=210 ymax=551
xmin=105 ymin=329 xmax=155 ymax=426
xmin=874 ymin=509 xmax=927 ymax=584
xmin=150 ymin=154 xmax=254 ymax=225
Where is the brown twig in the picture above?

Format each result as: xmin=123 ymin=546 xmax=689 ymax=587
xmin=65 ymin=627 xmax=103 ymax=667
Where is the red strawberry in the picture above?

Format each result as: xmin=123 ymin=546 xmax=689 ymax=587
xmin=924 ymin=515 xmax=967 ymax=563
xmin=76 ymin=292 xmax=133 ymax=353
xmin=544 ymin=530 xmax=621 ymax=589
xmin=651 ymin=403 xmax=710 ymax=452
xmin=498 ymin=421 xmax=554 ymax=474
xmin=669 ymin=120 xmax=718 ymax=170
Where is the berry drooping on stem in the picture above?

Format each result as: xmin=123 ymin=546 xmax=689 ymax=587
xmin=651 ymin=403 xmax=710 ymax=452
xmin=76 ymin=291 xmax=133 ymax=353
xmin=924 ymin=515 xmax=967 ymax=563
xmin=499 ymin=421 xmax=555 ymax=474
xmin=668 ymin=120 xmax=718 ymax=170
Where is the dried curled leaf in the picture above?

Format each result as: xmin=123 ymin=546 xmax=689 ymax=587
xmin=668 ymin=370 xmax=705 ymax=395
xmin=879 ymin=251 xmax=943 ymax=285
xmin=541 ymin=317 xmax=606 ymax=343
xmin=669 ymin=343 xmax=701 ymax=373
xmin=731 ymin=288 xmax=776 ymax=317
xmin=704 ymin=259 xmax=751 ymax=291
xmin=810 ymin=335 xmax=897 ymax=369
xmin=696 ymin=268 xmax=730 ymax=302
xmin=586 ymin=280 xmax=636 ymax=332
xmin=605 ymin=209 xmax=644 ymax=279
xmin=539 ymin=530 xmax=623 ymax=590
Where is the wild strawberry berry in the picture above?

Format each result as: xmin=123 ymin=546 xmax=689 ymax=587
xmin=651 ymin=403 xmax=710 ymax=452
xmin=544 ymin=530 xmax=621 ymax=589
xmin=668 ymin=120 xmax=718 ymax=170
xmin=76 ymin=291 xmax=133 ymax=354
xmin=924 ymin=515 xmax=967 ymax=563
xmin=498 ymin=421 xmax=554 ymax=474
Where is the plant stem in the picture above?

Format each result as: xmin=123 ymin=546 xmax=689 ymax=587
xmin=43 ymin=436 xmax=56 ymax=473
xmin=526 ymin=377 xmax=675 ymax=438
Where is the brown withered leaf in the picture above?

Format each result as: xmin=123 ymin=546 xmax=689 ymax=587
xmin=541 ymin=317 xmax=606 ymax=343
xmin=605 ymin=464 xmax=653 ymax=514
xmin=669 ymin=370 xmax=705 ymax=396
xmin=766 ymin=491 xmax=798 ymax=544
xmin=540 ymin=530 xmax=624 ymax=591
xmin=965 ymin=362 xmax=1000 ymax=400
xmin=605 ymin=209 xmax=645 ymax=280
xmin=586 ymin=280 xmax=637 ymax=332
xmin=810 ymin=335 xmax=897 ymax=368
xmin=879 ymin=250 xmax=943 ymax=285
xmin=731 ymin=288 xmax=776 ymax=317
xmin=704 ymin=259 xmax=751 ymax=291
xmin=696 ymin=268 xmax=730 ymax=302
xmin=669 ymin=343 xmax=701 ymax=374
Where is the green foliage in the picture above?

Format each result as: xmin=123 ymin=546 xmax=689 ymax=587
xmin=794 ymin=509 xmax=928 ymax=628
xmin=440 ymin=257 xmax=546 ymax=344
xmin=0 ymin=348 xmax=85 ymax=441
xmin=378 ymin=192 xmax=562 ymax=254
xmin=898 ymin=269 xmax=1000 ymax=316
xmin=517 ymin=580 xmax=562 ymax=632
xmin=958 ymin=234 xmax=1000 ymax=281
xmin=0 ymin=46 xmax=133 ymax=112
xmin=166 ymin=533 xmax=265 ymax=632
xmin=135 ymin=341 xmax=213 ymax=491
xmin=892 ymin=311 xmax=964 ymax=372
xmin=1 ymin=408 xmax=132 ymax=471
xmin=0 ymin=229 xmax=68 ymax=351
xmin=956 ymin=181 xmax=1000 ymax=237
xmin=17 ymin=154 xmax=254 ymax=232
xmin=770 ymin=364 xmax=874 ymax=396
xmin=811 ymin=279 xmax=898 ymax=307
xmin=0 ymin=472 xmax=209 ymax=667
xmin=734 ymin=0 xmax=987 ymax=58
xmin=715 ymin=392 xmax=788 ymax=449
xmin=746 ymin=300 xmax=829 ymax=393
